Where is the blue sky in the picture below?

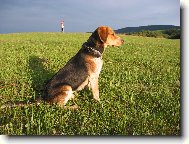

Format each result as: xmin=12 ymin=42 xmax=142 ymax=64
xmin=0 ymin=0 xmax=180 ymax=33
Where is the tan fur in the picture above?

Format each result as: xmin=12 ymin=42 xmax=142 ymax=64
xmin=49 ymin=85 xmax=73 ymax=105
xmin=98 ymin=26 xmax=123 ymax=48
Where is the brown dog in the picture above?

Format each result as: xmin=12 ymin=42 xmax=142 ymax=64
xmin=43 ymin=26 xmax=124 ymax=108
xmin=0 ymin=26 xmax=123 ymax=110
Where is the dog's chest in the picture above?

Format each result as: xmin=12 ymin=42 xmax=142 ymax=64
xmin=91 ymin=57 xmax=103 ymax=75
xmin=76 ymin=57 xmax=102 ymax=91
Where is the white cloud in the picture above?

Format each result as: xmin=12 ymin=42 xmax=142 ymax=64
xmin=0 ymin=0 xmax=180 ymax=33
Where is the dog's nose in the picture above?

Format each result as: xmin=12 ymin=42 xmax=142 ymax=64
xmin=121 ymin=39 xmax=124 ymax=44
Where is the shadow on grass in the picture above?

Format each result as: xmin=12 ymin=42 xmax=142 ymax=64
xmin=28 ymin=55 xmax=55 ymax=100
xmin=28 ymin=55 xmax=93 ymax=105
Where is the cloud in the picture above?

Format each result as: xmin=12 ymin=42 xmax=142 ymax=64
xmin=0 ymin=0 xmax=180 ymax=33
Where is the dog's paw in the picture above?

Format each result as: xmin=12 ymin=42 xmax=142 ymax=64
xmin=71 ymin=105 xmax=79 ymax=110
xmin=94 ymin=97 xmax=100 ymax=102
xmin=63 ymin=105 xmax=79 ymax=110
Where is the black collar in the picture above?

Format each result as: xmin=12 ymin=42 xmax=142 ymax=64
xmin=83 ymin=43 xmax=102 ymax=58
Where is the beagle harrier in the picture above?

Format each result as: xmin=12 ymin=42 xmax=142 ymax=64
xmin=43 ymin=26 xmax=124 ymax=108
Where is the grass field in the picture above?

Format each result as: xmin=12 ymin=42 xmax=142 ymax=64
xmin=0 ymin=32 xmax=180 ymax=135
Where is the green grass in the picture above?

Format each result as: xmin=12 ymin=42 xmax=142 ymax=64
xmin=0 ymin=32 xmax=180 ymax=135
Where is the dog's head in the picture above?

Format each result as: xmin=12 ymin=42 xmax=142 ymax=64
xmin=89 ymin=26 xmax=124 ymax=48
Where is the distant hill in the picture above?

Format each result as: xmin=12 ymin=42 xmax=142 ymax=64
xmin=115 ymin=25 xmax=180 ymax=33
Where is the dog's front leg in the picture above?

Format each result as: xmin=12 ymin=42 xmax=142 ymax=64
xmin=90 ymin=76 xmax=100 ymax=101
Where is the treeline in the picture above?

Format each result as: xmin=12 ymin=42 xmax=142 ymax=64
xmin=125 ymin=28 xmax=180 ymax=39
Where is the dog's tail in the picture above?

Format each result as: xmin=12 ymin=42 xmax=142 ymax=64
xmin=0 ymin=98 xmax=42 ymax=109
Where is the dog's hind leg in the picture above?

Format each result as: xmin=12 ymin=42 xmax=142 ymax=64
xmin=50 ymin=85 xmax=78 ymax=109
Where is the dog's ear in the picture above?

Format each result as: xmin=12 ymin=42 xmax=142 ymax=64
xmin=97 ymin=26 xmax=108 ymax=43
xmin=88 ymin=29 xmax=101 ymax=44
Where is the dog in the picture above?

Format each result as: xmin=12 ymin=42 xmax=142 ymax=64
xmin=0 ymin=26 xmax=124 ymax=109
xmin=43 ymin=26 xmax=124 ymax=109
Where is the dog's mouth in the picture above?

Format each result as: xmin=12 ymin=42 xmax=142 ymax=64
xmin=111 ymin=44 xmax=123 ymax=48
xmin=111 ymin=40 xmax=124 ymax=48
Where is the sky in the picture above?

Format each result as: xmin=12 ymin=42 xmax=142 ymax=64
xmin=0 ymin=0 xmax=180 ymax=33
